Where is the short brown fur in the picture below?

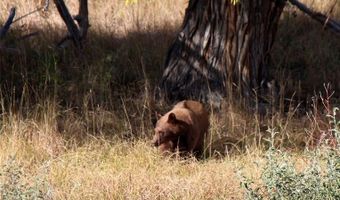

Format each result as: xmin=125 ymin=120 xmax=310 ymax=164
xmin=152 ymin=100 xmax=209 ymax=156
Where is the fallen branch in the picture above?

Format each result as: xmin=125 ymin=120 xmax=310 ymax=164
xmin=289 ymin=0 xmax=340 ymax=34
xmin=0 ymin=7 xmax=16 ymax=39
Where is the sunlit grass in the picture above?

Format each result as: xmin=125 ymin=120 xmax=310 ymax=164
xmin=0 ymin=0 xmax=339 ymax=199
xmin=0 ymin=125 xmax=252 ymax=199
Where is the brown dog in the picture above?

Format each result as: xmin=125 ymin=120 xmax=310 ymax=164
xmin=152 ymin=100 xmax=209 ymax=156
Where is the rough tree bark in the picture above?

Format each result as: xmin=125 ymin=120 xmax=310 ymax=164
xmin=160 ymin=0 xmax=285 ymax=106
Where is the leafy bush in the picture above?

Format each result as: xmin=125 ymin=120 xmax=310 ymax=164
xmin=239 ymin=108 xmax=340 ymax=200
xmin=0 ymin=157 xmax=48 ymax=200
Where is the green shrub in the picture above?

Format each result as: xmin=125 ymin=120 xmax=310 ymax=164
xmin=239 ymin=108 xmax=340 ymax=200
xmin=0 ymin=157 xmax=48 ymax=200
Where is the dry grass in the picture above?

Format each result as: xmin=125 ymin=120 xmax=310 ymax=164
xmin=0 ymin=96 xmax=336 ymax=199
xmin=0 ymin=0 xmax=339 ymax=199
xmin=0 ymin=104 xmax=263 ymax=199
xmin=1 ymin=107 xmax=329 ymax=199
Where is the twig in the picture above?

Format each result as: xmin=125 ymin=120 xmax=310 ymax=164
xmin=18 ymin=31 xmax=40 ymax=41
xmin=322 ymin=0 xmax=337 ymax=30
xmin=10 ymin=0 xmax=50 ymax=24
xmin=289 ymin=0 xmax=340 ymax=34
xmin=0 ymin=7 xmax=16 ymax=39
xmin=120 ymin=97 xmax=133 ymax=138
xmin=12 ymin=7 xmax=46 ymax=24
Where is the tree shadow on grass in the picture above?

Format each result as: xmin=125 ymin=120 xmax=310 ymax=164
xmin=0 ymin=5 xmax=339 ymax=142
xmin=0 ymin=25 xmax=179 ymax=106
xmin=1 ymin=5 xmax=340 ymax=108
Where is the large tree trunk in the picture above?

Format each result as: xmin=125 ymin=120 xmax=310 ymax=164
xmin=160 ymin=0 xmax=285 ymax=106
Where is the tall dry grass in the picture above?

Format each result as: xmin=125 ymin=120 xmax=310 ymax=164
xmin=0 ymin=99 xmax=338 ymax=199
xmin=0 ymin=0 xmax=339 ymax=199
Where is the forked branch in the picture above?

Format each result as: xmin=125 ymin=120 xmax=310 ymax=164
xmin=53 ymin=0 xmax=89 ymax=49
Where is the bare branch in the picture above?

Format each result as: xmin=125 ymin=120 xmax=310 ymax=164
xmin=0 ymin=7 xmax=16 ymax=39
xmin=75 ymin=0 xmax=89 ymax=40
xmin=54 ymin=0 xmax=89 ymax=49
xmin=53 ymin=0 xmax=82 ymax=48
xmin=289 ymin=0 xmax=340 ymax=34
xmin=12 ymin=2 xmax=50 ymax=24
